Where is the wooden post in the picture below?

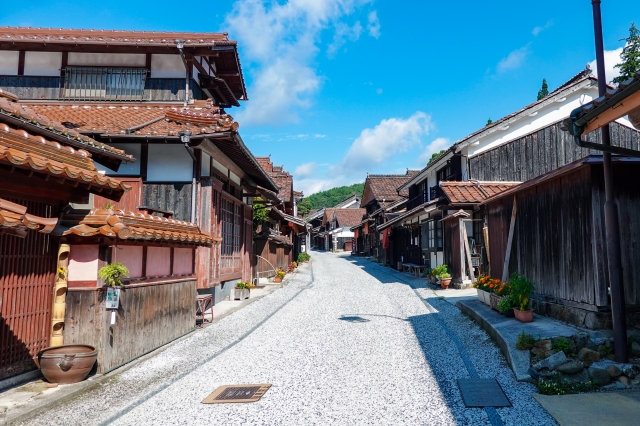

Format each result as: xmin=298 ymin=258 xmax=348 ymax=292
xmin=458 ymin=217 xmax=465 ymax=281
xmin=461 ymin=222 xmax=475 ymax=282
xmin=501 ymin=197 xmax=517 ymax=283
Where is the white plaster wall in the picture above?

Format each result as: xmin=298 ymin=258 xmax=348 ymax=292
xmin=24 ymin=52 xmax=62 ymax=76
xmin=0 ymin=51 xmax=18 ymax=74
xmin=99 ymin=143 xmax=141 ymax=175
xmin=463 ymin=86 xmax=599 ymax=158
xmin=150 ymin=54 xmax=185 ymax=78
xmin=334 ymin=229 xmax=354 ymax=238
xmin=229 ymin=171 xmax=241 ymax=186
xmin=211 ymin=157 xmax=228 ymax=177
xmin=201 ymin=152 xmax=211 ymax=176
xmin=68 ymin=52 xmax=146 ymax=67
xmin=147 ymin=143 xmax=193 ymax=182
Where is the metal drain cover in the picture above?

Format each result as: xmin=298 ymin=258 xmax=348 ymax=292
xmin=202 ymin=384 xmax=271 ymax=404
xmin=457 ymin=379 xmax=511 ymax=407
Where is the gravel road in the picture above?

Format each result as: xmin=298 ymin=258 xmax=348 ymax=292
xmin=21 ymin=251 xmax=555 ymax=426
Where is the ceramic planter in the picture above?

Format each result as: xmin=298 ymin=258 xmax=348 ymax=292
xmin=514 ymin=308 xmax=534 ymax=322
xmin=38 ymin=345 xmax=97 ymax=384
xmin=490 ymin=293 xmax=503 ymax=311
xmin=274 ymin=276 xmax=283 ymax=283
xmin=440 ymin=278 xmax=452 ymax=289
xmin=477 ymin=289 xmax=491 ymax=305
xmin=234 ymin=288 xmax=250 ymax=300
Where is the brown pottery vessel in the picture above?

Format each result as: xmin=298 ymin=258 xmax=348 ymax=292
xmin=38 ymin=344 xmax=97 ymax=384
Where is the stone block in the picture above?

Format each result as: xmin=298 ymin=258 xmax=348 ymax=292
xmin=621 ymin=364 xmax=640 ymax=379
xmin=556 ymin=360 xmax=584 ymax=375
xmin=535 ymin=340 xmax=552 ymax=351
xmin=606 ymin=365 xmax=622 ymax=377
xmin=574 ymin=333 xmax=590 ymax=353
xmin=566 ymin=309 xmax=587 ymax=327
xmin=617 ymin=375 xmax=632 ymax=387
xmin=560 ymin=370 xmax=590 ymax=385
xmin=588 ymin=367 xmax=612 ymax=385
xmin=577 ymin=348 xmax=600 ymax=365
xmin=533 ymin=351 xmax=568 ymax=371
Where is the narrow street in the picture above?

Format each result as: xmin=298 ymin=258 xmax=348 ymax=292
xmin=21 ymin=252 xmax=554 ymax=426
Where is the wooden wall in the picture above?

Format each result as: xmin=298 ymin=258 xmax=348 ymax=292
xmin=484 ymin=166 xmax=604 ymax=308
xmin=443 ymin=218 xmax=462 ymax=281
xmin=94 ymin=177 xmax=142 ymax=211
xmin=469 ymin=121 xmax=640 ymax=182
xmin=142 ymin=182 xmax=192 ymax=222
xmin=64 ymin=279 xmax=196 ymax=373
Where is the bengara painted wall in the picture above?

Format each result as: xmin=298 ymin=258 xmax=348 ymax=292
xmin=173 ymin=248 xmax=194 ymax=275
xmin=114 ymin=245 xmax=144 ymax=278
xmin=68 ymin=244 xmax=99 ymax=282
xmin=146 ymin=247 xmax=171 ymax=276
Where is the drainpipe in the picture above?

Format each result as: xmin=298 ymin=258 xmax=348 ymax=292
xmin=175 ymin=39 xmax=190 ymax=107
xmin=591 ymin=0 xmax=628 ymax=363
xmin=51 ymin=244 xmax=70 ymax=346
xmin=180 ymin=130 xmax=197 ymax=224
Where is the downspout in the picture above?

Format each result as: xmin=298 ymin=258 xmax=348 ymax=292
xmin=180 ymin=130 xmax=197 ymax=223
xmin=174 ymin=39 xmax=190 ymax=107
xmin=51 ymin=244 xmax=70 ymax=346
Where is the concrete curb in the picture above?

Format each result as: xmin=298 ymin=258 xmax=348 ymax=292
xmin=0 ymin=274 xmax=295 ymax=426
xmin=456 ymin=299 xmax=533 ymax=382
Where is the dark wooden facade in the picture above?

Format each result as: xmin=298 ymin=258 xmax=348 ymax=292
xmin=469 ymin=121 xmax=640 ymax=182
xmin=482 ymin=161 xmax=640 ymax=328
xmin=64 ymin=279 xmax=196 ymax=373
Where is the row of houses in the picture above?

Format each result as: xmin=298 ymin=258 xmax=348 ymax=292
xmin=0 ymin=26 xmax=308 ymax=383
xmin=344 ymin=66 xmax=640 ymax=331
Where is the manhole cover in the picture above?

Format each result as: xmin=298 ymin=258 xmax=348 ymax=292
xmin=202 ymin=384 xmax=271 ymax=404
xmin=457 ymin=379 xmax=511 ymax=408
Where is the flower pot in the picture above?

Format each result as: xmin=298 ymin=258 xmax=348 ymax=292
xmin=490 ymin=293 xmax=503 ymax=311
xmin=513 ymin=308 xmax=534 ymax=323
xmin=274 ymin=276 xmax=282 ymax=283
xmin=477 ymin=289 xmax=491 ymax=305
xmin=234 ymin=288 xmax=243 ymax=300
xmin=243 ymin=288 xmax=250 ymax=299
xmin=440 ymin=278 xmax=452 ymax=289
xmin=38 ymin=345 xmax=97 ymax=384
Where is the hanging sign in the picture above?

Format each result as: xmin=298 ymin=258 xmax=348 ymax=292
xmin=106 ymin=287 xmax=120 ymax=310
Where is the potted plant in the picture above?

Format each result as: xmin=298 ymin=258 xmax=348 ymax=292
xmin=234 ymin=281 xmax=254 ymax=300
xmin=497 ymin=294 xmax=516 ymax=317
xmin=98 ymin=262 xmax=129 ymax=287
xmin=489 ymin=280 xmax=509 ymax=311
xmin=473 ymin=275 xmax=492 ymax=305
xmin=510 ymin=272 xmax=535 ymax=322
xmin=432 ymin=264 xmax=451 ymax=289
xmin=274 ymin=268 xmax=285 ymax=283
xmin=297 ymin=252 xmax=310 ymax=263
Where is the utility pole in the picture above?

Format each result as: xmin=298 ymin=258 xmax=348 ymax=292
xmin=591 ymin=0 xmax=628 ymax=362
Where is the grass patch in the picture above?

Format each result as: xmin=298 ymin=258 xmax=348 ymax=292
xmin=515 ymin=331 xmax=537 ymax=350
xmin=537 ymin=375 xmax=597 ymax=395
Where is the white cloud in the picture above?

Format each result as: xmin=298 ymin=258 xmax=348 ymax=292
xmin=328 ymin=20 xmax=363 ymax=56
xmin=532 ymin=20 xmax=553 ymax=36
xmin=340 ymin=112 xmax=433 ymax=171
xmin=418 ymin=137 xmax=451 ymax=165
xmin=376 ymin=88 xmax=383 ymax=95
xmin=497 ymin=45 xmax=530 ymax=73
xmin=225 ymin=0 xmax=373 ymax=125
xmin=367 ymin=11 xmax=381 ymax=38
xmin=588 ymin=47 xmax=624 ymax=84
xmin=294 ymin=162 xmax=316 ymax=178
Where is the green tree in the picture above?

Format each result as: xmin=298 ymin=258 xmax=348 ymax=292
xmin=252 ymin=198 xmax=269 ymax=225
xmin=537 ymin=78 xmax=549 ymax=100
xmin=428 ymin=149 xmax=446 ymax=165
xmin=613 ymin=23 xmax=640 ymax=85
xmin=486 ymin=118 xmax=493 ymax=125
xmin=297 ymin=198 xmax=312 ymax=217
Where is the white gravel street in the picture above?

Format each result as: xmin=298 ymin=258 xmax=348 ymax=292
xmin=21 ymin=251 xmax=555 ymax=426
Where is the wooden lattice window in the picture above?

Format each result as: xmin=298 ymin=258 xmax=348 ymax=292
xmin=220 ymin=197 xmax=242 ymax=271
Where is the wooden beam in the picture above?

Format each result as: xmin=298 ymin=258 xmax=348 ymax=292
xmin=461 ymin=221 xmax=475 ymax=282
xmin=501 ymin=197 xmax=517 ymax=283
xmin=582 ymin=90 xmax=640 ymax=135
xmin=17 ymin=50 xmax=25 ymax=75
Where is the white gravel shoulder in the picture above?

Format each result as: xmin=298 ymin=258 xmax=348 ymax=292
xmin=22 ymin=251 xmax=556 ymax=426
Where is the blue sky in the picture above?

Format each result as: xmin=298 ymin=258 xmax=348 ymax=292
xmin=2 ymin=0 xmax=639 ymax=195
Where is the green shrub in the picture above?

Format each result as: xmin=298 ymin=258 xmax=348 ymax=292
xmin=98 ymin=263 xmax=129 ymax=287
xmin=297 ymin=252 xmax=311 ymax=262
xmin=432 ymin=264 xmax=449 ymax=279
xmin=552 ymin=337 xmax=572 ymax=353
xmin=537 ymin=375 xmax=597 ymax=395
xmin=509 ymin=272 xmax=535 ymax=311
xmin=515 ymin=331 xmax=537 ymax=350
xmin=497 ymin=294 xmax=516 ymax=313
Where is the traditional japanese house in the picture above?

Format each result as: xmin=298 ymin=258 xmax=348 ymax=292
xmin=351 ymin=171 xmax=417 ymax=258
xmin=328 ymin=208 xmax=366 ymax=252
xmin=308 ymin=194 xmax=361 ymax=249
xmin=0 ymin=27 xmax=279 ymax=308
xmin=0 ymin=90 xmax=133 ymax=380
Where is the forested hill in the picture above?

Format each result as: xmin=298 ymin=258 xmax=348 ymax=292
xmin=306 ymin=183 xmax=364 ymax=210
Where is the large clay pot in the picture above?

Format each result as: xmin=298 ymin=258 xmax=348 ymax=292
xmin=38 ymin=345 xmax=97 ymax=384
xmin=440 ymin=278 xmax=452 ymax=289
xmin=274 ymin=276 xmax=282 ymax=283
xmin=513 ymin=308 xmax=534 ymax=323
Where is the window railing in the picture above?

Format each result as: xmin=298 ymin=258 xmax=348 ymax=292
xmin=63 ymin=67 xmax=147 ymax=101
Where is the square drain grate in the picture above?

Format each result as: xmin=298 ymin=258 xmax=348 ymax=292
xmin=457 ymin=379 xmax=511 ymax=408
xmin=202 ymin=384 xmax=271 ymax=404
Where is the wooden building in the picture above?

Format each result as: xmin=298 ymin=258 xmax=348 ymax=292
xmin=0 ymin=90 xmax=130 ymax=380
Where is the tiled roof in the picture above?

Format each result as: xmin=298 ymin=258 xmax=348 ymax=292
xmin=366 ymin=171 xmax=419 ymax=203
xmin=255 ymin=156 xmax=293 ymax=203
xmin=27 ymin=102 xmax=237 ymax=137
xmin=0 ymin=121 xmax=130 ymax=196
xmin=334 ymin=208 xmax=366 ymax=227
xmin=0 ymin=198 xmax=58 ymax=238
xmin=0 ymin=90 xmax=133 ymax=161
xmin=334 ymin=193 xmax=361 ymax=208
xmin=322 ymin=208 xmax=336 ymax=226
xmin=0 ymin=27 xmax=235 ymax=47
xmin=56 ymin=208 xmax=213 ymax=246
xmin=377 ymin=199 xmax=440 ymax=231
xmin=440 ymin=181 xmax=521 ymax=204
